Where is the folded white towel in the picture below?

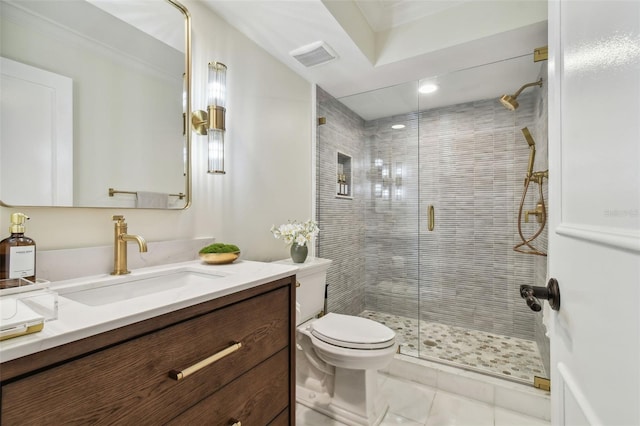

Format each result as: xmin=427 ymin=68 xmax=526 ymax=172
xmin=136 ymin=191 xmax=169 ymax=208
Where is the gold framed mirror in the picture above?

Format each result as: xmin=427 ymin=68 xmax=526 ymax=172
xmin=0 ymin=0 xmax=191 ymax=209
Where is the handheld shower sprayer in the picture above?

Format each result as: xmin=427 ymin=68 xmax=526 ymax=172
xmin=499 ymin=78 xmax=543 ymax=110
xmin=521 ymin=127 xmax=536 ymax=179
xmin=514 ymin=126 xmax=548 ymax=256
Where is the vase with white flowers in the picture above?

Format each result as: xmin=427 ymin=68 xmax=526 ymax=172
xmin=270 ymin=219 xmax=320 ymax=263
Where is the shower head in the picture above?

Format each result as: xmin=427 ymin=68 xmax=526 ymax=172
xmin=499 ymin=78 xmax=543 ymax=110
xmin=521 ymin=127 xmax=536 ymax=147
xmin=499 ymin=94 xmax=518 ymax=111
xmin=521 ymin=127 xmax=536 ymax=178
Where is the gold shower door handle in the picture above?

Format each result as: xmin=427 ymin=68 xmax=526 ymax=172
xmin=168 ymin=342 xmax=242 ymax=381
xmin=428 ymin=205 xmax=435 ymax=231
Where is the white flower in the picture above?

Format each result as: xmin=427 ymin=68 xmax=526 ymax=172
xmin=270 ymin=219 xmax=320 ymax=247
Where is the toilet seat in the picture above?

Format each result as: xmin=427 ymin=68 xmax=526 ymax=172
xmin=311 ymin=312 xmax=396 ymax=350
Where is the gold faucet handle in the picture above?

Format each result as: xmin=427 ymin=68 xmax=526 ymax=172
xmin=112 ymin=215 xmax=125 ymax=222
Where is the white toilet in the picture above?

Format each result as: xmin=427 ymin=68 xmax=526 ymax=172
xmin=275 ymin=257 xmax=397 ymax=426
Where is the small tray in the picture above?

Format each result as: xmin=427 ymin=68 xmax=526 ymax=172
xmin=1 ymin=278 xmax=57 ymax=341
xmin=0 ymin=297 xmax=45 ymax=341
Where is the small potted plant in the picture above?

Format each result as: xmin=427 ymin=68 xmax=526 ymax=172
xmin=198 ymin=243 xmax=240 ymax=264
xmin=270 ymin=219 xmax=319 ymax=263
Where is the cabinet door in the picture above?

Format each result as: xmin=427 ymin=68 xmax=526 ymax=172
xmin=1 ymin=286 xmax=289 ymax=425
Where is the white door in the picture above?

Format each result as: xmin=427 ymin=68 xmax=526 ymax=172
xmin=547 ymin=1 xmax=640 ymax=425
xmin=0 ymin=57 xmax=73 ymax=206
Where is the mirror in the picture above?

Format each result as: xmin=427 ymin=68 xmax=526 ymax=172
xmin=0 ymin=0 xmax=191 ymax=209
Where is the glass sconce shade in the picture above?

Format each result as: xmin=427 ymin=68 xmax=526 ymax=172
xmin=208 ymin=62 xmax=227 ymax=109
xmin=192 ymin=61 xmax=227 ymax=174
xmin=208 ymin=129 xmax=225 ymax=174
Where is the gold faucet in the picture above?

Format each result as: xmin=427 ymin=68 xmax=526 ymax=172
xmin=111 ymin=215 xmax=147 ymax=275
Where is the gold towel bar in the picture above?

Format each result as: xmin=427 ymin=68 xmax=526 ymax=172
xmin=168 ymin=342 xmax=242 ymax=381
xmin=109 ymin=187 xmax=185 ymax=200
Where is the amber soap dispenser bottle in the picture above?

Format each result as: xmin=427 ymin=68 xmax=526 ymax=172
xmin=0 ymin=213 xmax=36 ymax=284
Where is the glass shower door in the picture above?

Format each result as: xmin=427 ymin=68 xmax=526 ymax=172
xmin=329 ymin=81 xmax=422 ymax=356
xmin=416 ymin=55 xmax=550 ymax=383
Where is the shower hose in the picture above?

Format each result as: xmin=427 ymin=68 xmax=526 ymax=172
xmin=514 ymin=175 xmax=547 ymax=256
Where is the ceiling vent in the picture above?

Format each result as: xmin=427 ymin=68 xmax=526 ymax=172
xmin=290 ymin=41 xmax=337 ymax=68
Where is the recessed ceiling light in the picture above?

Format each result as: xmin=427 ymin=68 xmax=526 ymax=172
xmin=391 ymin=124 xmax=405 ymax=130
xmin=418 ymin=83 xmax=438 ymax=94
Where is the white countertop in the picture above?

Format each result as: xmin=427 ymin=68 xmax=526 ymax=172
xmin=0 ymin=259 xmax=298 ymax=363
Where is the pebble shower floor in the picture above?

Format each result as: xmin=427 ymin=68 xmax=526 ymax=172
xmin=360 ymin=310 xmax=547 ymax=383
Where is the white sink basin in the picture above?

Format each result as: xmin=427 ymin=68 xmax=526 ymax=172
xmin=61 ymin=270 xmax=223 ymax=306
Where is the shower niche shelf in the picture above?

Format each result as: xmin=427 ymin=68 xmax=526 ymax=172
xmin=336 ymin=151 xmax=352 ymax=199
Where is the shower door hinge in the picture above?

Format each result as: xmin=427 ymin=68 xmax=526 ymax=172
xmin=534 ymin=376 xmax=551 ymax=391
xmin=534 ymin=46 xmax=548 ymax=62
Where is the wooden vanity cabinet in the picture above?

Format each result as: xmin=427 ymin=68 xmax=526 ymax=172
xmin=0 ymin=275 xmax=296 ymax=425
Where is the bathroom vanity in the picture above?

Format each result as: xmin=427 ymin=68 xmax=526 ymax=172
xmin=0 ymin=261 xmax=297 ymax=425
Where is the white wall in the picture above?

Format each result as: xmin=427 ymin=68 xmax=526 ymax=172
xmin=0 ymin=1 xmax=313 ymax=264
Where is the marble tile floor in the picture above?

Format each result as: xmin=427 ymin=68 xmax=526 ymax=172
xmin=296 ymin=373 xmax=550 ymax=426
xmin=360 ymin=310 xmax=546 ymax=383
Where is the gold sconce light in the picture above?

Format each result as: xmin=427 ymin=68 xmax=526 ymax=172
xmin=192 ymin=62 xmax=227 ymax=174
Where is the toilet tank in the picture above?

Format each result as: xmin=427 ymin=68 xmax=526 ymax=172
xmin=272 ymin=257 xmax=332 ymax=325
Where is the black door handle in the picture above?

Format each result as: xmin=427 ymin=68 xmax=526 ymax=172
xmin=520 ymin=278 xmax=560 ymax=312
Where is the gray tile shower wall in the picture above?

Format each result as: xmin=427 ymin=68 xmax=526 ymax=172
xmin=316 ymin=87 xmax=367 ymax=316
xmin=363 ymin=92 xmax=543 ymax=341
xmin=317 ymin=82 xmax=549 ymax=349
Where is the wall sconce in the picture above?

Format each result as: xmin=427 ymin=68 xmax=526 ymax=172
xmin=192 ymin=62 xmax=227 ymax=174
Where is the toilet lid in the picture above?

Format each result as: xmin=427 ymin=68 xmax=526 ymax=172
xmin=310 ymin=313 xmax=396 ymax=350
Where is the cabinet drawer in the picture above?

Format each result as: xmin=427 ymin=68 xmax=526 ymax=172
xmin=1 ymin=286 xmax=290 ymax=425
xmin=269 ymin=409 xmax=290 ymax=425
xmin=168 ymin=349 xmax=289 ymax=425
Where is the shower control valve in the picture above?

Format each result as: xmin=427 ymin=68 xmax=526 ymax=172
xmin=524 ymin=201 xmax=545 ymax=223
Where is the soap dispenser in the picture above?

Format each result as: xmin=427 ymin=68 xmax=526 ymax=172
xmin=0 ymin=213 xmax=36 ymax=284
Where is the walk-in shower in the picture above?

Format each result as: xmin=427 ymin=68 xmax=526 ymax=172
xmin=316 ymin=54 xmax=549 ymax=386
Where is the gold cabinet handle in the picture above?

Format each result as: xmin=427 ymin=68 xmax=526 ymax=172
xmin=296 ymin=280 xmax=301 ymax=288
xmin=428 ymin=205 xmax=435 ymax=231
xmin=168 ymin=342 xmax=242 ymax=381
